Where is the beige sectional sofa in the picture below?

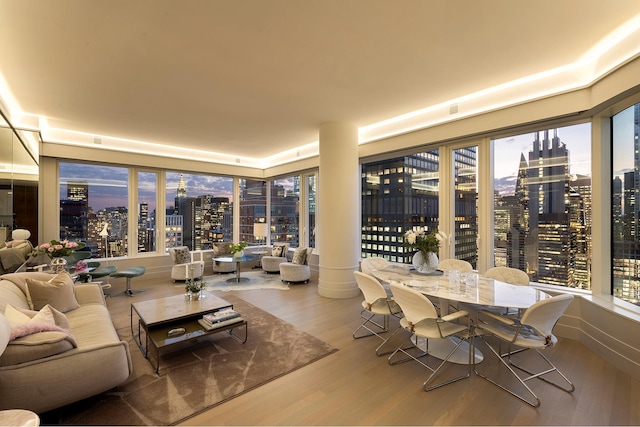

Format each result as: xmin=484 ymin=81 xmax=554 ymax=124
xmin=0 ymin=272 xmax=132 ymax=413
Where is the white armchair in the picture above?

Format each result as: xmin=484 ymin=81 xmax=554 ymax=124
xmin=280 ymin=247 xmax=313 ymax=284
xmin=168 ymin=246 xmax=205 ymax=281
xmin=261 ymin=243 xmax=290 ymax=273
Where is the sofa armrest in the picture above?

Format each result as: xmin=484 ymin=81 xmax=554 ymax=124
xmin=74 ymin=283 xmax=106 ymax=306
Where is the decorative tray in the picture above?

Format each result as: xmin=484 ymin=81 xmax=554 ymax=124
xmin=409 ymin=269 xmax=444 ymax=276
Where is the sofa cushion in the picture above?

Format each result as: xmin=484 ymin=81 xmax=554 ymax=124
xmin=0 ymin=303 xmax=77 ymax=366
xmin=292 ymin=247 xmax=308 ymax=265
xmin=25 ymin=272 xmax=79 ymax=312
xmin=0 ymin=331 xmax=76 ymax=367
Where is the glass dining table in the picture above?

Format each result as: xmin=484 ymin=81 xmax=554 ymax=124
xmin=370 ymin=263 xmax=551 ymax=364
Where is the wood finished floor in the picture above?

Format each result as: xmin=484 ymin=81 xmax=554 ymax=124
xmin=102 ymin=273 xmax=640 ymax=426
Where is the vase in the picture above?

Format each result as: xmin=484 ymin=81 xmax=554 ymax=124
xmin=233 ymin=250 xmax=245 ymax=260
xmin=412 ymin=251 xmax=439 ymax=274
xmin=50 ymin=257 xmax=68 ymax=273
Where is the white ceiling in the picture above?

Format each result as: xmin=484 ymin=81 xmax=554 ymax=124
xmin=1 ymin=0 xmax=640 ymax=166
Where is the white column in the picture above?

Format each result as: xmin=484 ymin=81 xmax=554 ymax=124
xmin=317 ymin=122 xmax=360 ymax=299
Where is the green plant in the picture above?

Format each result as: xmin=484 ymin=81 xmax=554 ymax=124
xmin=185 ymin=278 xmax=206 ymax=293
xmin=230 ymin=241 xmax=248 ymax=254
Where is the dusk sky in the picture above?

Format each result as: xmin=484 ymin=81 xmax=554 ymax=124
xmin=60 ymin=120 xmax=605 ymax=211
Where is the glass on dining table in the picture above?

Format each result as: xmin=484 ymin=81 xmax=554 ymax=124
xmin=463 ymin=271 xmax=478 ymax=287
xmin=448 ymin=269 xmax=461 ymax=285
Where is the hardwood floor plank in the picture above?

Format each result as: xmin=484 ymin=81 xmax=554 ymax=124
xmin=102 ymin=274 xmax=639 ymax=426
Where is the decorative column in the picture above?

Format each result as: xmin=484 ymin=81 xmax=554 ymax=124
xmin=317 ymin=122 xmax=360 ymax=299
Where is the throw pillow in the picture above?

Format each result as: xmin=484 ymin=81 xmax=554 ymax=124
xmin=4 ymin=304 xmax=31 ymax=323
xmin=25 ymin=271 xmax=79 ymax=312
xmin=174 ymin=247 xmax=191 ymax=264
xmin=292 ymin=247 xmax=308 ymax=265
xmin=0 ymin=313 xmax=10 ymax=356
xmin=271 ymin=245 xmax=284 ymax=257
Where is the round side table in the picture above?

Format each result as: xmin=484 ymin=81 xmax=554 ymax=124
xmin=0 ymin=409 xmax=40 ymax=426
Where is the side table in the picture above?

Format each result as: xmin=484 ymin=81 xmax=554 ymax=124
xmin=0 ymin=409 xmax=39 ymax=426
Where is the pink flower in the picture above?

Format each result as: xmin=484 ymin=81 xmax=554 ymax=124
xmin=53 ymin=244 xmax=63 ymax=251
xmin=39 ymin=243 xmax=51 ymax=250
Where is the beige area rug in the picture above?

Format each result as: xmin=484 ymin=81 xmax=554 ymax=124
xmin=200 ymin=270 xmax=290 ymax=291
xmin=40 ymin=295 xmax=337 ymax=426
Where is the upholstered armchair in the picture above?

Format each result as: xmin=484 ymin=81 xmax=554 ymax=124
xmin=211 ymin=242 xmax=236 ymax=273
xmin=168 ymin=246 xmax=205 ymax=281
xmin=280 ymin=247 xmax=313 ymax=284
xmin=261 ymin=243 xmax=290 ymax=273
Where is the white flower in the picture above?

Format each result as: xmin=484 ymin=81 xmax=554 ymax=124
xmin=406 ymin=232 xmax=416 ymax=245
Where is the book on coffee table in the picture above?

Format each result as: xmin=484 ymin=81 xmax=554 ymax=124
xmin=198 ymin=316 xmax=244 ymax=331
xmin=203 ymin=309 xmax=241 ymax=324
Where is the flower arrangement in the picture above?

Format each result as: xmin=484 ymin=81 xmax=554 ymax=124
xmin=31 ymin=239 xmax=85 ymax=259
xmin=230 ymin=241 xmax=248 ymax=255
xmin=403 ymin=227 xmax=445 ymax=259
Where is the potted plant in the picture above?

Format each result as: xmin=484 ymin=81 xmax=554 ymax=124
xmin=185 ymin=278 xmax=207 ymax=300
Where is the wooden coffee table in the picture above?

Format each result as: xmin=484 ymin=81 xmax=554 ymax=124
xmin=130 ymin=292 xmax=248 ymax=373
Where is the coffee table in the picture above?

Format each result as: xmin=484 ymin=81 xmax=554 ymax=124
xmin=130 ymin=292 xmax=248 ymax=373
xmin=212 ymin=254 xmax=258 ymax=283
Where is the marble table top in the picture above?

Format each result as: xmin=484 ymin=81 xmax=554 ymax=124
xmin=371 ymin=264 xmax=550 ymax=309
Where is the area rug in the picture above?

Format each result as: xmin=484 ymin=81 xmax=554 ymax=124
xmin=40 ymin=295 xmax=337 ymax=426
xmin=200 ymin=270 xmax=290 ymax=291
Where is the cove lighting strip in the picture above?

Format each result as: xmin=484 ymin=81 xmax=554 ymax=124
xmin=4 ymin=12 xmax=640 ymax=169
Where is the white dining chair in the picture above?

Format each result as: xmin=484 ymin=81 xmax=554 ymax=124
xmin=473 ymin=294 xmax=575 ymax=407
xmin=352 ymin=271 xmax=403 ymax=356
xmin=484 ymin=266 xmax=530 ymax=286
xmin=387 ymin=281 xmax=472 ymax=391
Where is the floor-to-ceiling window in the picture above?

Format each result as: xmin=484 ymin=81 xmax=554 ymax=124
xmin=137 ymin=171 xmax=157 ymax=254
xmin=307 ymin=174 xmax=317 ymax=249
xmin=165 ymin=172 xmax=233 ymax=251
xmin=270 ymin=176 xmax=299 ymax=246
xmin=59 ymin=162 xmax=129 ymax=258
xmin=361 ymin=150 xmax=440 ymax=263
xmin=492 ymin=123 xmax=592 ymax=289
xmin=453 ymin=146 xmax=478 ymax=268
xmin=239 ymin=178 xmax=267 ymax=245
xmin=612 ymin=102 xmax=640 ymax=305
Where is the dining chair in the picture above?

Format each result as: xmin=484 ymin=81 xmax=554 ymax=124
xmin=360 ymin=256 xmax=389 ymax=276
xmin=473 ymin=293 xmax=575 ymax=407
xmin=352 ymin=271 xmax=403 ymax=356
xmin=484 ymin=266 xmax=530 ymax=286
xmin=437 ymin=258 xmax=473 ymax=273
xmin=387 ymin=281 xmax=472 ymax=391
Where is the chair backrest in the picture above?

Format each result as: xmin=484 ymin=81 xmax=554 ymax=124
xmin=11 ymin=229 xmax=31 ymax=240
xmin=438 ymin=258 xmax=473 ymax=273
xmin=390 ymin=281 xmax=438 ymax=324
xmin=520 ymin=294 xmax=574 ymax=339
xmin=360 ymin=257 xmax=389 ymax=276
xmin=484 ymin=266 xmax=530 ymax=286
xmin=354 ymin=271 xmax=388 ymax=304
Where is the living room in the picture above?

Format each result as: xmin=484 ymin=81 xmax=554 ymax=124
xmin=1 ymin=1 xmax=640 ymax=425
